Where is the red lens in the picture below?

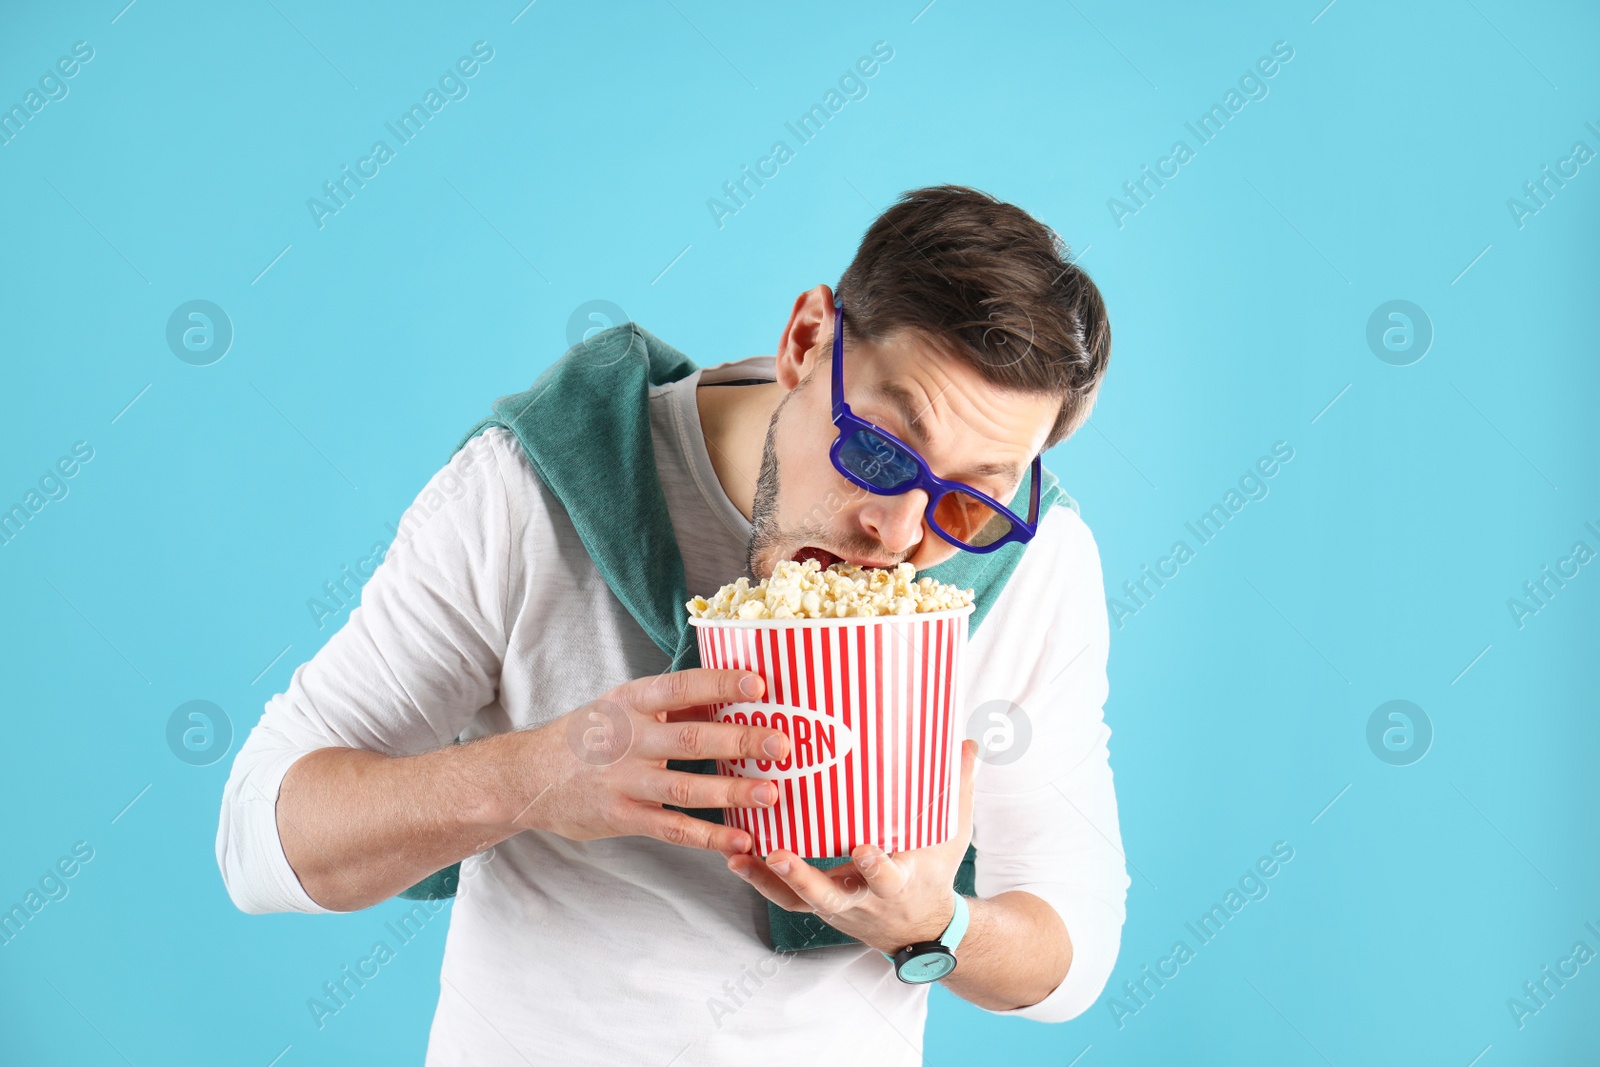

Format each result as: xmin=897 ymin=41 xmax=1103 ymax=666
xmin=932 ymin=490 xmax=1013 ymax=547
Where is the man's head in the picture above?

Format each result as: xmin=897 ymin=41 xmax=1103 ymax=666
xmin=746 ymin=185 xmax=1111 ymax=579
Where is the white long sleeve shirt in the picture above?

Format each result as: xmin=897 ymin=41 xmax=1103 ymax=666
xmin=216 ymin=353 xmax=1129 ymax=1064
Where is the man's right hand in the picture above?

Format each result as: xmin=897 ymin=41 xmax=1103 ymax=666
xmin=499 ymin=668 xmax=787 ymax=855
xmin=272 ymin=668 xmax=787 ymax=912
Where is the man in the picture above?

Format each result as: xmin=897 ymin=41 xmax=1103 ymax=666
xmin=216 ymin=184 xmax=1128 ymax=1064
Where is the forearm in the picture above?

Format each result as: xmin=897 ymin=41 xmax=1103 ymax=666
xmin=275 ymin=730 xmax=535 ymax=912
xmin=940 ymin=890 xmax=1073 ymax=1012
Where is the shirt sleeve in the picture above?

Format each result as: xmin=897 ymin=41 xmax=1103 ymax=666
xmin=966 ymin=504 xmax=1130 ymax=1023
xmin=214 ymin=427 xmax=525 ymax=915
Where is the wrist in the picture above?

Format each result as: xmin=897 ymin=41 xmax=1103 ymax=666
xmin=882 ymin=892 xmax=970 ymax=984
xmin=459 ymin=726 xmax=554 ymax=836
xmin=881 ymin=890 xmax=959 ymax=956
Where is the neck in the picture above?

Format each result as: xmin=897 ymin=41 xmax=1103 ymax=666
xmin=696 ymin=380 xmax=783 ymax=522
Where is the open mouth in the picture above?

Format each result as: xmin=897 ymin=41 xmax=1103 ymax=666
xmin=792 ymin=545 xmax=843 ymax=569
xmin=790 ymin=545 xmax=896 ymax=570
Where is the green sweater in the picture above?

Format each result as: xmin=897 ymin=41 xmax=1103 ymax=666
xmin=398 ymin=322 xmax=1073 ymax=953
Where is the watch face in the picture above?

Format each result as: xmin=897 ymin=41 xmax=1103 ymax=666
xmin=899 ymin=949 xmax=956 ymax=984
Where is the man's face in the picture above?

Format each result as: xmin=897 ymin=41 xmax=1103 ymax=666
xmin=746 ymin=293 xmax=1059 ymax=580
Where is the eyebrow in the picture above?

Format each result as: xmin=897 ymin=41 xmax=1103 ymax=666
xmin=866 ymin=382 xmax=1023 ymax=488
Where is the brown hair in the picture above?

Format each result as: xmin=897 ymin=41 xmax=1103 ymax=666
xmin=834 ymin=184 xmax=1111 ymax=449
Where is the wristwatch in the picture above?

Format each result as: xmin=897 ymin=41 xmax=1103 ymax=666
xmin=882 ymin=892 xmax=969 ymax=984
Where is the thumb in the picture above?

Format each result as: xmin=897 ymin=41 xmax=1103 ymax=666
xmin=955 ymin=738 xmax=978 ymax=840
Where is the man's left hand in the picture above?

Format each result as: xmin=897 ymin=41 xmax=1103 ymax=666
xmin=724 ymin=739 xmax=977 ymax=956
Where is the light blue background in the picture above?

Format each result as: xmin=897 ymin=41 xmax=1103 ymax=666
xmin=2 ymin=1 xmax=1596 ymax=1063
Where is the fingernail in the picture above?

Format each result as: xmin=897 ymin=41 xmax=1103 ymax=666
xmin=769 ymin=859 xmax=791 ymax=876
xmin=740 ymin=675 xmax=761 ymax=698
xmin=730 ymin=861 xmax=752 ymax=879
xmin=763 ymin=735 xmax=785 ymax=758
xmin=755 ymin=783 xmax=777 ymax=805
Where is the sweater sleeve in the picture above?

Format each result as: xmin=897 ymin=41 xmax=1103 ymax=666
xmin=214 ymin=427 xmax=524 ymax=915
xmin=966 ymin=505 xmax=1130 ymax=1023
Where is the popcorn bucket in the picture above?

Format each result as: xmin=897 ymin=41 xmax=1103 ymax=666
xmin=688 ymin=606 xmax=975 ymax=859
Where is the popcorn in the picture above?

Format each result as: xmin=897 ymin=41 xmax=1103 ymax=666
xmin=685 ymin=559 xmax=975 ymax=621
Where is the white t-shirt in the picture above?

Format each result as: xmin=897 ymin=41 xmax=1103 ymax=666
xmin=215 ymin=354 xmax=1129 ymax=1065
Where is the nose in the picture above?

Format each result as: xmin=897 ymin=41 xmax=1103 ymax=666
xmin=858 ymin=489 xmax=927 ymax=559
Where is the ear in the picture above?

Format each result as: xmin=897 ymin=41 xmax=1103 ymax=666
xmin=774 ymin=284 xmax=835 ymax=391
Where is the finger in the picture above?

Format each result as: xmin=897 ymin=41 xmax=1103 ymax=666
xmin=636 ymin=769 xmax=780 ymax=812
xmin=822 ymin=863 xmax=874 ymax=912
xmin=956 ymin=738 xmax=977 ymax=841
xmin=623 ymin=668 xmax=764 ymax=716
xmin=727 ymin=853 xmax=809 ymax=910
xmin=636 ymin=717 xmax=790 ymax=764
xmin=625 ymin=803 xmax=754 ymax=854
xmin=850 ymin=843 xmax=910 ymax=899
xmin=758 ymin=849 xmax=869 ymax=919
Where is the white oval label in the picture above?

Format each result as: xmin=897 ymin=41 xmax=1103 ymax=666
xmin=713 ymin=702 xmax=856 ymax=780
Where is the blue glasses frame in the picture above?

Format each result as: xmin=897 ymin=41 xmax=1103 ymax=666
xmin=827 ymin=298 xmax=1042 ymax=554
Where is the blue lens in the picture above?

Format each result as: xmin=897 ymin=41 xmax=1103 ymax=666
xmin=838 ymin=428 xmax=919 ymax=490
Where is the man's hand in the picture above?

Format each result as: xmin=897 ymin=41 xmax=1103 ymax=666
xmin=495 ymin=668 xmax=792 ymax=855
xmin=723 ymin=739 xmax=979 ymax=955
xmin=270 ymin=668 xmax=792 ymax=912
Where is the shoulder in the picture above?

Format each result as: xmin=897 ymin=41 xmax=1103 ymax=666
xmin=460 ymin=423 xmax=525 ymax=471
xmin=451 ymin=423 xmax=523 ymax=481
xmin=978 ymin=502 xmax=1107 ymax=638
xmin=431 ymin=424 xmax=531 ymax=516
xmin=460 ymin=424 xmax=559 ymax=518
xmin=394 ymin=425 xmax=562 ymax=554
xmin=382 ymin=426 xmax=531 ymax=572
xmin=1019 ymin=502 xmax=1104 ymax=588
xmin=699 ymin=354 xmax=777 ymax=384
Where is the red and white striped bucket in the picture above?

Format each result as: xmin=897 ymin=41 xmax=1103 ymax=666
xmin=688 ymin=606 xmax=974 ymax=859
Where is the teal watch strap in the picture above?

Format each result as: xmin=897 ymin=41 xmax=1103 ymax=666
xmin=942 ymin=891 xmax=971 ymax=950
xmin=881 ymin=891 xmax=970 ymax=961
